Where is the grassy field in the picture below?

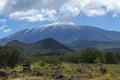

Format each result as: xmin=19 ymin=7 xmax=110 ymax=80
xmin=1 ymin=62 xmax=120 ymax=80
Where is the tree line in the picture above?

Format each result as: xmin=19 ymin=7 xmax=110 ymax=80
xmin=60 ymin=48 xmax=120 ymax=64
xmin=0 ymin=46 xmax=120 ymax=68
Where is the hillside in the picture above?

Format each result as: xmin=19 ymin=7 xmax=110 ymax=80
xmin=7 ymin=38 xmax=74 ymax=55
xmin=67 ymin=40 xmax=120 ymax=51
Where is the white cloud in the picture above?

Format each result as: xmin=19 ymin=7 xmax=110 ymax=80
xmin=0 ymin=0 xmax=120 ymax=22
xmin=0 ymin=0 xmax=68 ymax=13
xmin=3 ymin=28 xmax=12 ymax=32
xmin=0 ymin=0 xmax=7 ymax=13
xmin=0 ymin=25 xmax=12 ymax=32
xmin=9 ymin=9 xmax=57 ymax=22
xmin=60 ymin=4 xmax=80 ymax=20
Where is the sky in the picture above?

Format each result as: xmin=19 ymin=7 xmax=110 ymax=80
xmin=0 ymin=0 xmax=120 ymax=39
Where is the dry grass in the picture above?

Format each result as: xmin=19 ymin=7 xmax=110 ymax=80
xmin=1 ymin=63 xmax=120 ymax=80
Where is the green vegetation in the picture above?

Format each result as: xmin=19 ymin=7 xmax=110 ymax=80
xmin=0 ymin=46 xmax=120 ymax=80
xmin=39 ymin=56 xmax=62 ymax=66
xmin=59 ymin=48 xmax=120 ymax=64
xmin=0 ymin=46 xmax=120 ymax=68
xmin=104 ymin=52 xmax=118 ymax=64
xmin=80 ymin=48 xmax=102 ymax=63
xmin=1 ymin=63 xmax=120 ymax=80
xmin=7 ymin=38 xmax=74 ymax=55
xmin=0 ymin=46 xmax=25 ymax=68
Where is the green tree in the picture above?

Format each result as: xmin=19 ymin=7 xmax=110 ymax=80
xmin=62 ymin=52 xmax=81 ymax=63
xmin=80 ymin=48 xmax=102 ymax=63
xmin=104 ymin=52 xmax=118 ymax=64
xmin=0 ymin=46 xmax=24 ymax=68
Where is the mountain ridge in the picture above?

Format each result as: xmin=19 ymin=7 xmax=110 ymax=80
xmin=7 ymin=38 xmax=74 ymax=55
xmin=1 ymin=23 xmax=120 ymax=45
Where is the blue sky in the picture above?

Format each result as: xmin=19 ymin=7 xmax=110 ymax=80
xmin=0 ymin=0 xmax=120 ymax=39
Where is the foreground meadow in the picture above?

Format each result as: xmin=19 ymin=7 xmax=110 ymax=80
xmin=1 ymin=63 xmax=120 ymax=80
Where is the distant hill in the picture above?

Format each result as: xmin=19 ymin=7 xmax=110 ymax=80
xmin=67 ymin=40 xmax=120 ymax=51
xmin=1 ymin=22 xmax=120 ymax=45
xmin=101 ymin=48 xmax=120 ymax=52
xmin=7 ymin=38 xmax=74 ymax=55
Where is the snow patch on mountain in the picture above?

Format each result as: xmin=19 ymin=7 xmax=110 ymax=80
xmin=26 ymin=22 xmax=80 ymax=33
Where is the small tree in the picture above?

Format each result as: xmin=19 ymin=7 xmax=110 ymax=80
xmin=0 ymin=46 xmax=24 ymax=68
xmin=104 ymin=52 xmax=118 ymax=64
xmin=80 ymin=48 xmax=102 ymax=63
xmin=63 ymin=52 xmax=81 ymax=63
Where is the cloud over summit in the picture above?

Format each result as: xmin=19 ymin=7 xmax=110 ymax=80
xmin=0 ymin=0 xmax=120 ymax=22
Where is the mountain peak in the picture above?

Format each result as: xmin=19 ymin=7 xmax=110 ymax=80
xmin=7 ymin=40 xmax=26 ymax=45
xmin=1 ymin=24 xmax=120 ymax=46
xmin=29 ymin=22 xmax=80 ymax=34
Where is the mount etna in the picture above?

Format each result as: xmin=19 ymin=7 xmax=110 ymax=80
xmin=1 ymin=23 xmax=120 ymax=51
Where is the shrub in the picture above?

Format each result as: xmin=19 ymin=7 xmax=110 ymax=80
xmin=0 ymin=46 xmax=24 ymax=68
xmin=80 ymin=48 xmax=102 ymax=63
xmin=104 ymin=52 xmax=118 ymax=64
xmin=39 ymin=60 xmax=46 ymax=66
xmin=39 ymin=56 xmax=62 ymax=66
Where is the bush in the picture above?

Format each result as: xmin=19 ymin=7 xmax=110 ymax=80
xmin=104 ymin=52 xmax=118 ymax=64
xmin=39 ymin=56 xmax=62 ymax=66
xmin=80 ymin=48 xmax=102 ymax=63
xmin=39 ymin=60 xmax=46 ymax=66
xmin=62 ymin=53 xmax=81 ymax=63
xmin=0 ymin=46 xmax=24 ymax=68
xmin=60 ymin=48 xmax=104 ymax=64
